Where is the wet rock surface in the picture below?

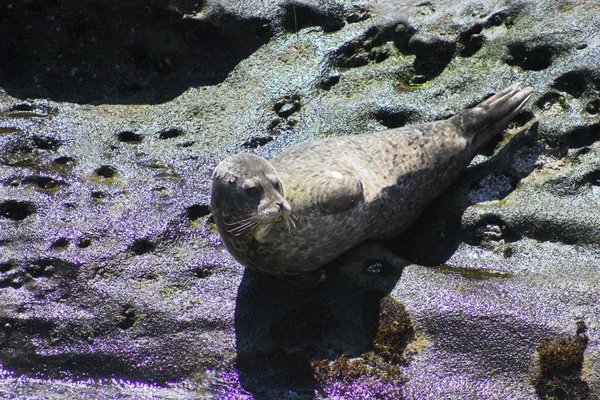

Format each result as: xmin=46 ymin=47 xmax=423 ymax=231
xmin=0 ymin=0 xmax=599 ymax=398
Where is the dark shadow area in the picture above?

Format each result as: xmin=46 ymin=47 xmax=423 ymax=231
xmin=458 ymin=24 xmax=484 ymax=57
xmin=552 ymin=70 xmax=595 ymax=99
xmin=0 ymin=342 xmax=182 ymax=385
xmin=332 ymin=20 xmax=455 ymax=83
xmin=0 ymin=1 xmax=272 ymax=104
xmin=535 ymin=321 xmax=590 ymax=400
xmin=317 ymin=74 xmax=340 ymax=91
xmin=505 ymin=42 xmax=555 ymax=71
xmin=186 ymin=204 xmax=211 ymax=221
xmin=234 ymin=99 xmax=541 ymax=395
xmin=562 ymin=123 xmax=600 ymax=149
xmin=409 ymin=34 xmax=456 ymax=82
xmin=116 ymin=131 xmax=143 ymax=144
xmin=281 ymin=1 xmax=345 ymax=33
xmin=373 ymin=108 xmax=418 ymax=129
xmin=235 ymin=247 xmax=407 ymax=398
xmin=0 ymin=200 xmax=37 ymax=221
xmin=332 ymin=21 xmax=416 ymax=69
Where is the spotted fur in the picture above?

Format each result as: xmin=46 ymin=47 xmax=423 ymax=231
xmin=211 ymin=85 xmax=533 ymax=287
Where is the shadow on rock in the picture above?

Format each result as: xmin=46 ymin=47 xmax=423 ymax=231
xmin=234 ymin=116 xmax=542 ymax=398
xmin=0 ymin=1 xmax=271 ymax=104
xmin=234 ymin=242 xmax=410 ymax=398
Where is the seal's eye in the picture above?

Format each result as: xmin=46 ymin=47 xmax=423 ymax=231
xmin=272 ymin=181 xmax=280 ymax=191
xmin=244 ymin=187 xmax=260 ymax=197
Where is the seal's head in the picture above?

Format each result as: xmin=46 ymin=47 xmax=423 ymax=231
xmin=211 ymin=153 xmax=293 ymax=242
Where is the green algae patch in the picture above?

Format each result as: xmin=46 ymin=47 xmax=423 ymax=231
xmin=372 ymin=295 xmax=415 ymax=364
xmin=159 ymin=284 xmax=191 ymax=298
xmin=0 ymin=127 xmax=21 ymax=134
xmin=311 ymin=352 xmax=406 ymax=386
xmin=310 ymin=295 xmax=415 ymax=398
xmin=315 ymin=131 xmax=338 ymax=139
xmin=557 ymin=3 xmax=573 ymax=13
xmin=0 ymin=105 xmax=53 ymax=118
xmin=433 ymin=264 xmax=513 ymax=280
xmin=535 ymin=321 xmax=590 ymax=400
xmin=311 ymin=352 xmax=406 ymax=399
xmin=35 ymin=186 xmax=60 ymax=195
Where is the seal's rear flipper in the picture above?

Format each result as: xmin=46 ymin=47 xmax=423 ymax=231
xmin=456 ymin=84 xmax=534 ymax=152
xmin=281 ymin=268 xmax=327 ymax=289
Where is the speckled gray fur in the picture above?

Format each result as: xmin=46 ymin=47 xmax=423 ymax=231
xmin=212 ymin=85 xmax=532 ymax=284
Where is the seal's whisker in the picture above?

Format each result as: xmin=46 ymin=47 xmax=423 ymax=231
xmin=287 ymin=212 xmax=298 ymax=229
xmin=227 ymin=222 xmax=253 ymax=232
xmin=285 ymin=217 xmax=291 ymax=233
xmin=230 ymin=221 xmax=261 ymax=236
xmin=223 ymin=214 xmax=260 ymax=226
xmin=227 ymin=218 xmax=261 ymax=233
xmin=288 ymin=215 xmax=297 ymax=230
xmin=226 ymin=214 xmax=261 ymax=228
xmin=228 ymin=223 xmax=257 ymax=234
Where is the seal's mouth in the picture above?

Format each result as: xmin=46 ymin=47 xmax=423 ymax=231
xmin=253 ymin=206 xmax=296 ymax=242
xmin=262 ymin=198 xmax=292 ymax=223
xmin=273 ymin=208 xmax=292 ymax=222
xmin=225 ymin=203 xmax=296 ymax=239
xmin=253 ymin=222 xmax=273 ymax=242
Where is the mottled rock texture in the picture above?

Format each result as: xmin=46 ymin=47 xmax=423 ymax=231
xmin=0 ymin=0 xmax=598 ymax=398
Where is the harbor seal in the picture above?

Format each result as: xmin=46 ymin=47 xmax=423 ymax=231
xmin=211 ymin=84 xmax=533 ymax=288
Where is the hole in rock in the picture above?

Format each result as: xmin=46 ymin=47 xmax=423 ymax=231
xmin=118 ymin=307 xmax=136 ymax=330
xmin=552 ymin=71 xmax=588 ymax=98
xmin=130 ymin=239 xmax=155 ymax=255
xmin=0 ymin=200 xmax=36 ymax=220
xmin=77 ymin=238 xmax=92 ymax=248
xmin=373 ymin=109 xmax=416 ymax=129
xmin=242 ymin=136 xmax=273 ymax=148
xmin=91 ymin=191 xmax=107 ymax=199
xmin=282 ymin=2 xmax=345 ymax=33
xmin=95 ymin=165 xmax=117 ymax=178
xmin=187 ymin=204 xmax=211 ymax=221
xmin=54 ymin=156 xmax=75 ymax=165
xmin=51 ymin=238 xmax=70 ymax=249
xmin=117 ymin=131 xmax=143 ymax=143
xmin=33 ymin=136 xmax=61 ymax=150
xmin=506 ymin=43 xmax=553 ymax=71
xmin=157 ymin=128 xmax=184 ymax=140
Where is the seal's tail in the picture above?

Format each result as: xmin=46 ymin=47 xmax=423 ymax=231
xmin=456 ymin=84 xmax=534 ymax=151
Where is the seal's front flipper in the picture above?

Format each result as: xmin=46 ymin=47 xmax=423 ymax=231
xmin=313 ymin=171 xmax=364 ymax=214
xmin=281 ymin=268 xmax=327 ymax=289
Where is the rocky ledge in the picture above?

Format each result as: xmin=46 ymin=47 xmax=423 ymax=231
xmin=0 ymin=0 xmax=598 ymax=398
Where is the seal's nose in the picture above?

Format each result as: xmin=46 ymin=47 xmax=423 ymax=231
xmin=276 ymin=201 xmax=285 ymax=210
